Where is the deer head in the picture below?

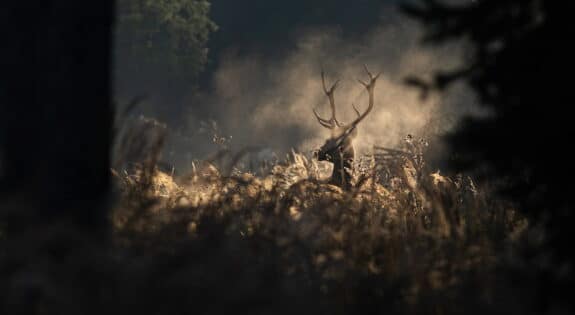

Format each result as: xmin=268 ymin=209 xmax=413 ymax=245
xmin=313 ymin=65 xmax=379 ymax=189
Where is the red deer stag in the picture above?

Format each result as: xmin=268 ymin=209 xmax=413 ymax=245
xmin=313 ymin=65 xmax=379 ymax=190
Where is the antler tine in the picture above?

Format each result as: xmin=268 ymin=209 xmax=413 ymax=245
xmin=321 ymin=70 xmax=328 ymax=94
xmin=363 ymin=64 xmax=373 ymax=78
xmin=363 ymin=64 xmax=382 ymax=80
xmin=352 ymin=103 xmax=361 ymax=118
xmin=359 ymin=64 xmax=381 ymax=86
xmin=313 ymin=107 xmax=335 ymax=129
xmin=320 ymin=70 xmax=342 ymax=126
xmin=334 ymin=103 xmax=361 ymax=128
xmin=321 ymin=70 xmax=340 ymax=94
xmin=346 ymin=66 xmax=379 ymax=129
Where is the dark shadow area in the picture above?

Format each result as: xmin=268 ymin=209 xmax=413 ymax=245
xmin=403 ymin=0 xmax=575 ymax=311
xmin=0 ymin=2 xmax=113 ymax=228
xmin=206 ymin=0 xmax=396 ymax=74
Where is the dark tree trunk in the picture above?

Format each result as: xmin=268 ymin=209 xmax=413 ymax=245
xmin=0 ymin=1 xmax=114 ymax=229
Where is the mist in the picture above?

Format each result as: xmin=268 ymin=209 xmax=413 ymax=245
xmin=114 ymin=4 xmax=485 ymax=172
xmin=157 ymin=8 xmax=482 ymax=171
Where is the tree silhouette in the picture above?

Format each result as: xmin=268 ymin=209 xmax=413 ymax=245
xmin=115 ymin=0 xmax=217 ymax=101
xmin=403 ymin=0 xmax=575 ymax=311
xmin=0 ymin=1 xmax=114 ymax=230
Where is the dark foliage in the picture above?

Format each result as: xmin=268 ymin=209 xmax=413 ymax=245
xmin=115 ymin=0 xmax=217 ymax=102
xmin=402 ymin=0 xmax=575 ymax=311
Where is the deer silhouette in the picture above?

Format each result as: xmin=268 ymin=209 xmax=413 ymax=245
xmin=313 ymin=65 xmax=379 ymax=190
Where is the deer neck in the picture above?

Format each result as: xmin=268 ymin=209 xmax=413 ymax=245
xmin=329 ymin=144 xmax=354 ymax=189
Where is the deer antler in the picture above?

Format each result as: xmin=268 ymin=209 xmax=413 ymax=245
xmin=313 ymin=108 xmax=335 ymax=129
xmin=313 ymin=70 xmax=343 ymax=129
xmin=314 ymin=66 xmax=379 ymax=132
xmin=351 ymin=103 xmax=361 ymax=118
xmin=330 ymin=65 xmax=379 ymax=143
xmin=347 ymin=64 xmax=379 ymax=129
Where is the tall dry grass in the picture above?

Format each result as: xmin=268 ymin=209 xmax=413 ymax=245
xmin=108 ymin=116 xmax=532 ymax=314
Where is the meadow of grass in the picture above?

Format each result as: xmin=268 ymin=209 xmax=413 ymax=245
xmin=103 ymin=116 xmax=538 ymax=314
